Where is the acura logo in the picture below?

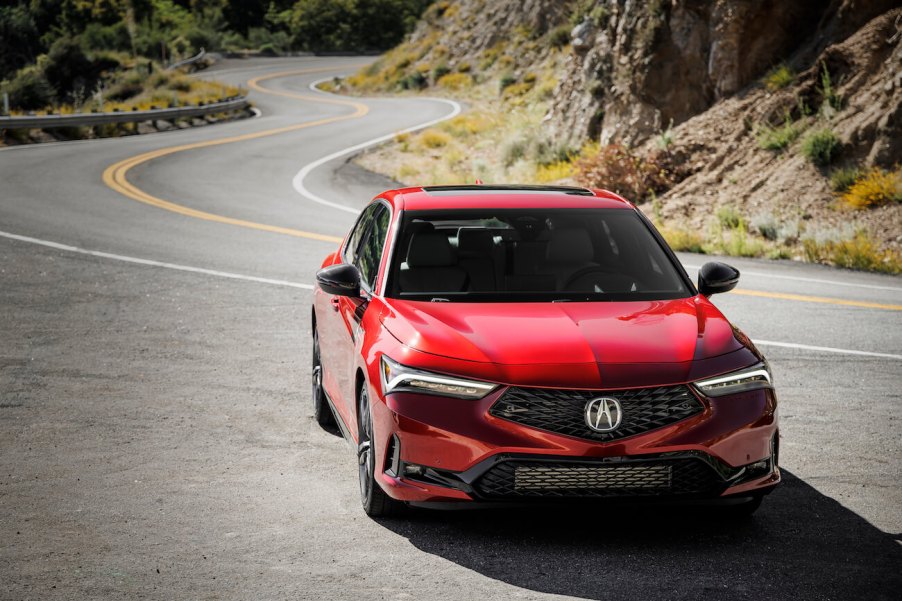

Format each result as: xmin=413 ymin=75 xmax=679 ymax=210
xmin=585 ymin=397 xmax=622 ymax=432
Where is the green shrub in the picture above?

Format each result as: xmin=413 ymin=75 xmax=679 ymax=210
xmin=81 ymin=22 xmax=132 ymax=52
xmin=2 ymin=66 xmax=54 ymax=110
xmin=43 ymin=36 xmax=106 ymax=103
xmin=659 ymin=226 xmax=705 ymax=253
xmin=399 ymin=72 xmax=427 ymax=90
xmin=547 ymin=24 xmax=571 ymax=48
xmin=432 ymin=64 xmax=451 ymax=80
xmin=801 ymin=128 xmax=841 ymax=166
xmin=763 ymin=64 xmax=794 ymax=91
xmin=756 ymin=120 xmax=801 ymax=151
xmin=499 ymin=73 xmax=517 ymax=91
xmin=829 ymin=166 xmax=861 ymax=192
xmin=716 ymin=206 xmax=742 ymax=229
xmin=106 ymin=81 xmax=144 ymax=102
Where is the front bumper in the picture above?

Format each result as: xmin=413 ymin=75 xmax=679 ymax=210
xmin=370 ymin=384 xmax=780 ymax=504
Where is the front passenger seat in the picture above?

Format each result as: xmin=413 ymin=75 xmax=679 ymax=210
xmin=399 ymin=232 xmax=468 ymax=294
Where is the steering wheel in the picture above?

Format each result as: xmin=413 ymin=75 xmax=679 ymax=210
xmin=562 ymin=266 xmax=640 ymax=293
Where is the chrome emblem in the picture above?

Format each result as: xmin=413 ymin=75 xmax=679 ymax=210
xmin=584 ymin=397 xmax=622 ymax=432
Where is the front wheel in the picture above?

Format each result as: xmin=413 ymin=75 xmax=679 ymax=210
xmin=357 ymin=388 xmax=403 ymax=517
xmin=311 ymin=328 xmax=334 ymax=428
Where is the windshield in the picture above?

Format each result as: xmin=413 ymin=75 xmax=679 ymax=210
xmin=385 ymin=209 xmax=692 ymax=302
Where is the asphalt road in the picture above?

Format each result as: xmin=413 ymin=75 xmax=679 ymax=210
xmin=1 ymin=57 xmax=900 ymax=601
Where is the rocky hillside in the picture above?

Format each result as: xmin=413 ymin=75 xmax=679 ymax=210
xmin=344 ymin=0 xmax=902 ymax=273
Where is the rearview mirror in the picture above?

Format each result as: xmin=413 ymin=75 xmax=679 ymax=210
xmin=698 ymin=262 xmax=740 ymax=296
xmin=316 ymin=264 xmax=361 ymax=297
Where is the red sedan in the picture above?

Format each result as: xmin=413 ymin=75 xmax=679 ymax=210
xmin=311 ymin=185 xmax=780 ymax=517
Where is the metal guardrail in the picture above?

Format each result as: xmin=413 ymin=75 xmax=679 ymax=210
xmin=168 ymin=48 xmax=206 ymax=71
xmin=0 ymin=97 xmax=249 ymax=130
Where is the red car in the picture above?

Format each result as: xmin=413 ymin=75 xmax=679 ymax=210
xmin=312 ymin=185 xmax=779 ymax=517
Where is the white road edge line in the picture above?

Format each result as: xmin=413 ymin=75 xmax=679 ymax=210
xmin=682 ymin=263 xmax=902 ymax=293
xmin=291 ymin=77 xmax=462 ymax=214
xmin=753 ymin=340 xmax=902 ymax=360
xmin=4 ymin=228 xmax=900 ymax=360
xmin=0 ymin=230 xmax=313 ymax=290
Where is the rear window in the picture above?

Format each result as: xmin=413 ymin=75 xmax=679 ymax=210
xmin=385 ymin=209 xmax=691 ymax=302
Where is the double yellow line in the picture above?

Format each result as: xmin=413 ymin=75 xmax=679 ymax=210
xmin=103 ymin=66 xmax=369 ymax=244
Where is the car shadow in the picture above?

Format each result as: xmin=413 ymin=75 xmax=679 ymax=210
xmin=376 ymin=470 xmax=901 ymax=600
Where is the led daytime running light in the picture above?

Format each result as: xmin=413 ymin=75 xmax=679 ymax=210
xmin=381 ymin=355 xmax=496 ymax=399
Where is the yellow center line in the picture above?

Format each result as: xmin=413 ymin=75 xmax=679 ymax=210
xmin=100 ymin=66 xmax=901 ymax=311
xmin=731 ymin=288 xmax=902 ymax=311
xmin=102 ymin=65 xmax=371 ymax=244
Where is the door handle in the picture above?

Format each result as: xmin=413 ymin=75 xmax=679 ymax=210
xmin=330 ymin=297 xmax=340 ymax=311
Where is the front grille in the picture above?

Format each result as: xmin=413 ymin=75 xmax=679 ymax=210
xmin=475 ymin=457 xmax=723 ymax=499
xmin=490 ymin=385 xmax=703 ymax=442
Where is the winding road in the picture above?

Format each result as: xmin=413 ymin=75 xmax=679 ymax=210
xmin=1 ymin=57 xmax=900 ymax=600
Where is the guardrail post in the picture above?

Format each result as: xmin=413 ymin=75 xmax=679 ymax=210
xmin=2 ymin=93 xmax=8 ymax=116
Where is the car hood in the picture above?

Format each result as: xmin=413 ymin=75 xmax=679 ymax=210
xmin=379 ymin=297 xmax=749 ymax=387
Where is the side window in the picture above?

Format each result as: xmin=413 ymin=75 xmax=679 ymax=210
xmin=355 ymin=205 xmax=391 ymax=290
xmin=343 ymin=203 xmax=379 ymax=264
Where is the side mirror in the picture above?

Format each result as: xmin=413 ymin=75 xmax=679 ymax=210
xmin=316 ymin=264 xmax=361 ymax=297
xmin=698 ymin=262 xmax=740 ymax=296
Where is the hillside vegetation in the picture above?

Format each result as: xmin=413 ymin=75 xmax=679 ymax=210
xmin=0 ymin=0 xmax=430 ymax=114
xmin=342 ymin=0 xmax=902 ymax=274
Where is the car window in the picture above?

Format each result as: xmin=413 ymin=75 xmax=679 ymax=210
xmin=385 ymin=209 xmax=691 ymax=302
xmin=355 ymin=205 xmax=390 ymax=290
xmin=343 ymin=203 xmax=380 ymax=265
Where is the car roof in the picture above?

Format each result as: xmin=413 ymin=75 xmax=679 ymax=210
xmin=380 ymin=185 xmax=635 ymax=211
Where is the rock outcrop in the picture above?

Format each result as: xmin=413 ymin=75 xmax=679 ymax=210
xmin=548 ymin=0 xmax=898 ymax=148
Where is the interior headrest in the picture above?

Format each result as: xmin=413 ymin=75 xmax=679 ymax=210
xmin=406 ymin=232 xmax=455 ymax=267
xmin=457 ymin=228 xmax=494 ymax=255
xmin=546 ymin=228 xmax=594 ymax=263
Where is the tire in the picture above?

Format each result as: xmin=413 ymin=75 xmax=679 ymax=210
xmin=357 ymin=388 xmax=404 ymax=517
xmin=311 ymin=328 xmax=335 ymax=428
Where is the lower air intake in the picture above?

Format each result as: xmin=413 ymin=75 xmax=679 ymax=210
xmin=475 ymin=457 xmax=723 ymax=499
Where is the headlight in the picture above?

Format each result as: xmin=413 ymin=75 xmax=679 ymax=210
xmin=380 ymin=355 xmax=496 ymax=399
xmin=694 ymin=362 xmax=773 ymax=397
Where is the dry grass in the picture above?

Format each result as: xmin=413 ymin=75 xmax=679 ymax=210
xmin=803 ymin=232 xmax=901 ymax=274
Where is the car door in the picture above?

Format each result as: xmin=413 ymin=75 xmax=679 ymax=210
xmin=334 ymin=203 xmax=391 ymax=416
xmin=318 ymin=203 xmax=380 ymax=425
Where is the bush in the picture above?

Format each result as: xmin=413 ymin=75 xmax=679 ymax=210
xmin=659 ymin=226 xmax=705 ymax=253
xmin=418 ymin=128 xmax=451 ymax=149
xmin=436 ymin=72 xmax=472 ymax=90
xmin=81 ymin=22 xmax=132 ymax=52
xmin=499 ymin=73 xmax=517 ymax=91
xmin=801 ymin=128 xmax=841 ymax=166
xmin=2 ymin=66 xmax=54 ymax=110
xmin=843 ymin=168 xmax=902 ymax=209
xmin=106 ymin=81 xmax=144 ymax=102
xmin=399 ymin=72 xmax=427 ymax=90
xmin=44 ymin=36 xmax=102 ymax=103
xmin=535 ymin=160 xmax=573 ymax=183
xmin=756 ymin=120 xmax=801 ymax=151
xmin=762 ymin=64 xmax=794 ymax=91
xmin=432 ymin=64 xmax=451 ymax=80
xmin=716 ymin=206 xmax=742 ymax=229
xmin=547 ymin=24 xmax=571 ymax=48
xmin=573 ymin=144 xmax=672 ymax=201
xmin=830 ymin=166 xmax=861 ymax=192
xmin=803 ymin=232 xmax=901 ymax=274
